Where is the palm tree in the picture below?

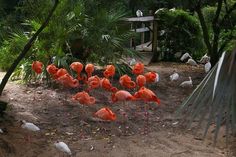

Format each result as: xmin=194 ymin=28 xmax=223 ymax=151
xmin=178 ymin=47 xmax=236 ymax=144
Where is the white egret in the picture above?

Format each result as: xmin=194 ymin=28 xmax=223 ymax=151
xmin=170 ymin=72 xmax=179 ymax=81
xmin=180 ymin=77 xmax=193 ymax=87
xmin=180 ymin=53 xmax=191 ymax=61
xmin=205 ymin=61 xmax=211 ymax=73
xmin=54 ymin=141 xmax=72 ymax=156
xmin=186 ymin=58 xmax=198 ymax=66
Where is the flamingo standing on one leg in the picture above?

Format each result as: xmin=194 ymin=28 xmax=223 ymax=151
xmin=31 ymin=61 xmax=43 ymax=100
xmin=134 ymin=87 xmax=160 ymax=134
xmin=112 ymin=90 xmax=136 ymax=122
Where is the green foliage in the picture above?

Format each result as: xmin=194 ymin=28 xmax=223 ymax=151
xmin=0 ymin=0 xmax=137 ymax=81
xmin=0 ymin=31 xmax=28 ymax=70
xmin=155 ymin=9 xmax=204 ymax=61
xmin=202 ymin=5 xmax=236 ymax=53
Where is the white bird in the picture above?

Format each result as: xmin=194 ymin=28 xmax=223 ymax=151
xmin=170 ymin=72 xmax=179 ymax=81
xmin=154 ymin=8 xmax=165 ymax=14
xmin=54 ymin=141 xmax=72 ymax=156
xmin=101 ymin=34 xmax=110 ymax=41
xmin=0 ymin=128 xmax=3 ymax=134
xmin=186 ymin=58 xmax=198 ymax=66
xmin=180 ymin=53 xmax=191 ymax=61
xmin=180 ymin=77 xmax=193 ymax=87
xmin=155 ymin=73 xmax=160 ymax=83
xmin=21 ymin=120 xmax=40 ymax=131
xmin=169 ymin=8 xmax=176 ymax=12
xmin=136 ymin=10 xmax=143 ymax=17
xmin=129 ymin=58 xmax=137 ymax=66
xmin=199 ymin=53 xmax=210 ymax=64
xmin=204 ymin=61 xmax=211 ymax=73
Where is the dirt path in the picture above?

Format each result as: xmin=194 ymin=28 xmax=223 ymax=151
xmin=0 ymin=63 xmax=230 ymax=157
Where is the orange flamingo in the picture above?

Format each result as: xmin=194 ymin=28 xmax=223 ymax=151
xmin=85 ymin=63 xmax=94 ymax=78
xmin=119 ymin=74 xmax=136 ymax=89
xmin=57 ymin=74 xmax=79 ymax=88
xmin=111 ymin=90 xmax=136 ymax=103
xmin=144 ymin=72 xmax=159 ymax=83
xmin=103 ymin=65 xmax=115 ymax=78
xmin=87 ymin=75 xmax=100 ymax=91
xmin=132 ymin=62 xmax=144 ymax=75
xmin=70 ymin=62 xmax=84 ymax=80
xmin=94 ymin=107 xmax=116 ymax=121
xmin=100 ymin=78 xmax=118 ymax=93
xmin=55 ymin=68 xmax=68 ymax=79
xmin=134 ymin=87 xmax=160 ymax=134
xmin=46 ymin=64 xmax=58 ymax=75
xmin=136 ymin=75 xmax=146 ymax=88
xmin=32 ymin=61 xmax=43 ymax=74
xmin=72 ymin=91 xmax=96 ymax=105
xmin=112 ymin=90 xmax=136 ymax=122
xmin=134 ymin=87 xmax=160 ymax=105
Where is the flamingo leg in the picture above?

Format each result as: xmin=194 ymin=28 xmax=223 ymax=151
xmin=122 ymin=101 xmax=126 ymax=123
xmin=24 ymin=134 xmax=32 ymax=143
xmin=144 ymin=103 xmax=149 ymax=135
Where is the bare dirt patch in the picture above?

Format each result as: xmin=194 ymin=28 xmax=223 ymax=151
xmin=0 ymin=62 xmax=230 ymax=157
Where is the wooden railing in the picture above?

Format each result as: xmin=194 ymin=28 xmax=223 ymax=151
xmin=123 ymin=16 xmax=157 ymax=53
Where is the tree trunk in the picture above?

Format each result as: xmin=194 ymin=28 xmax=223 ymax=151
xmin=195 ymin=6 xmax=212 ymax=56
xmin=150 ymin=19 xmax=159 ymax=62
xmin=0 ymin=0 xmax=59 ymax=96
xmin=211 ymin=0 xmax=223 ymax=65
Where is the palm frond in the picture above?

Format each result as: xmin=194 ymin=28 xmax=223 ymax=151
xmin=177 ymin=48 xmax=236 ymax=145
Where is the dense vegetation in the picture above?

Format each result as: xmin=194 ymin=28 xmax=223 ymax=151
xmin=0 ymin=0 xmax=235 ymax=77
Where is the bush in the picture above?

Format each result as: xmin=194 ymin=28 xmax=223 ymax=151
xmin=155 ymin=9 xmax=204 ymax=61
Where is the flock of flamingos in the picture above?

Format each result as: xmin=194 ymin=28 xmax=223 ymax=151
xmin=31 ymin=61 xmax=161 ymax=122
xmin=22 ymin=55 xmax=206 ymax=155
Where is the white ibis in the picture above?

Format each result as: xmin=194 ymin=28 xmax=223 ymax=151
xmin=136 ymin=10 xmax=143 ymax=17
xmin=21 ymin=120 xmax=40 ymax=131
xmin=199 ymin=53 xmax=210 ymax=64
xmin=54 ymin=141 xmax=72 ymax=156
xmin=180 ymin=53 xmax=191 ymax=61
xmin=21 ymin=120 xmax=40 ymax=142
xmin=180 ymin=77 xmax=193 ymax=87
xmin=186 ymin=58 xmax=198 ymax=66
xmin=170 ymin=72 xmax=179 ymax=81
xmin=205 ymin=61 xmax=211 ymax=73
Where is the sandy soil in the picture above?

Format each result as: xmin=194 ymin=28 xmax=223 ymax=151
xmin=0 ymin=62 xmax=232 ymax=157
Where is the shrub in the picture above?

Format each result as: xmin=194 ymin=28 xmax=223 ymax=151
xmin=155 ymin=9 xmax=204 ymax=61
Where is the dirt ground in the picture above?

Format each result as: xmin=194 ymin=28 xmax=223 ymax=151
xmin=0 ymin=62 xmax=234 ymax=157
